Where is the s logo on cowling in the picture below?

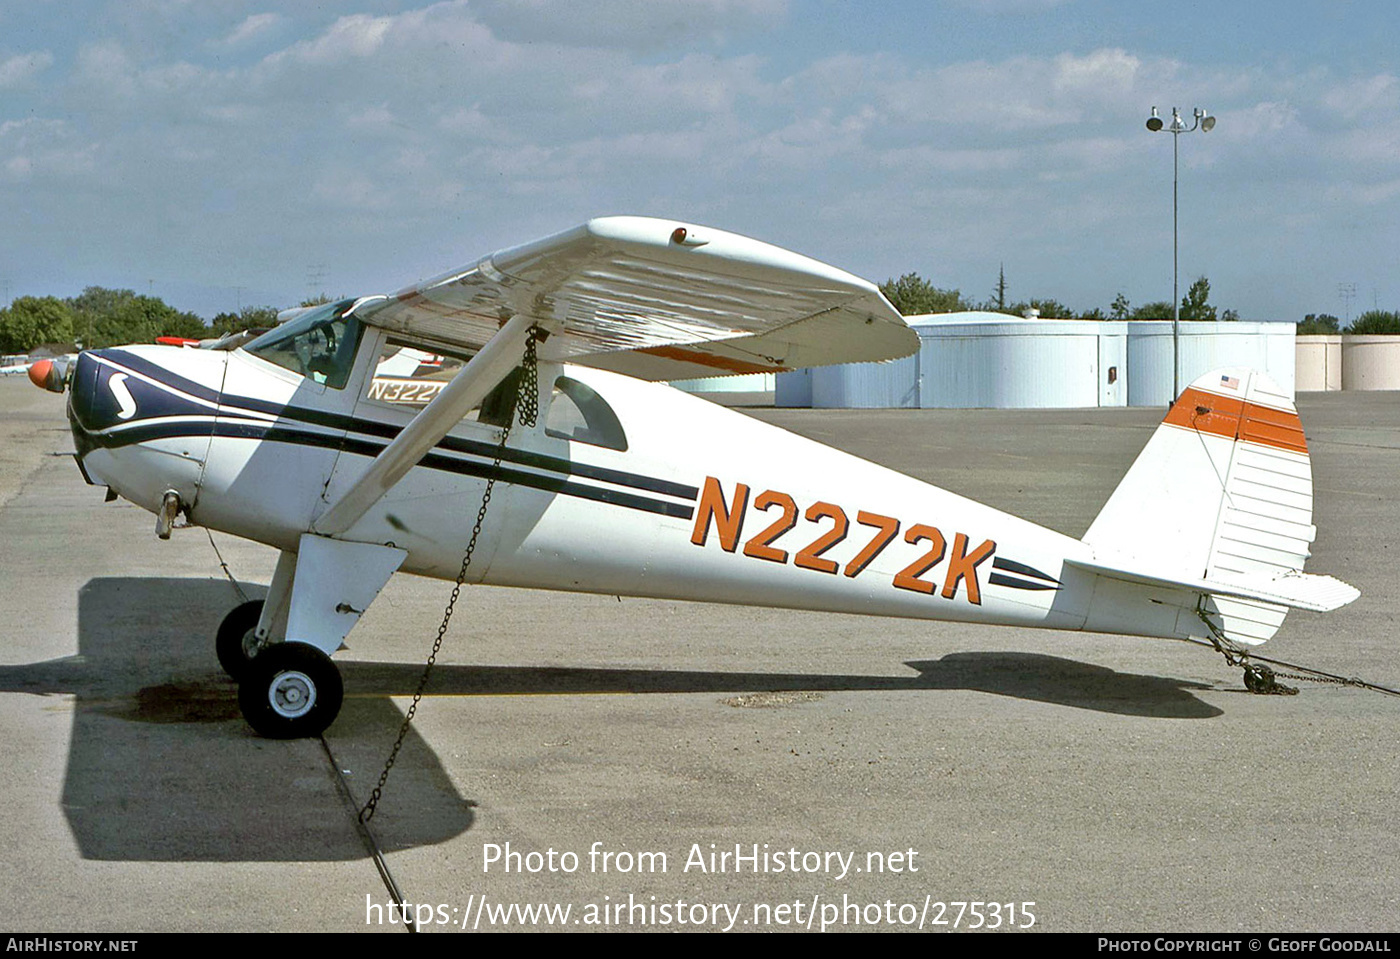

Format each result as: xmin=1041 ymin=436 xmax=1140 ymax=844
xmin=108 ymin=372 xmax=137 ymax=420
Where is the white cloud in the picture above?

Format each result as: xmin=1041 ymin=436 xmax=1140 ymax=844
xmin=8 ymin=6 xmax=1400 ymax=320
xmin=437 ymin=104 xmax=513 ymax=143
xmin=1318 ymin=73 xmax=1400 ymax=122
xmin=1051 ymin=48 xmax=1140 ymax=96
xmin=222 ymin=13 xmax=284 ymax=47
xmin=311 ymin=168 xmax=390 ymax=210
xmin=0 ymin=118 xmax=96 ymax=183
xmin=468 ymin=0 xmax=788 ymax=50
xmin=946 ymin=0 xmax=1072 ymax=13
xmin=273 ymin=13 xmax=397 ymax=66
xmin=72 ymin=39 xmax=138 ymax=100
xmin=0 ymin=50 xmax=53 ymax=88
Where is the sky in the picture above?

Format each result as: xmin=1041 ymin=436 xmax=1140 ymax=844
xmin=2 ymin=0 xmax=1399 ymax=322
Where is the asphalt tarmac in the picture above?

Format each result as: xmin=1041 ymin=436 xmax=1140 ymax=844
xmin=1 ymin=376 xmax=1396 ymax=934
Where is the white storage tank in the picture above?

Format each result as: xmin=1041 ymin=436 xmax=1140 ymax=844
xmin=777 ymin=313 xmax=1128 ymax=409
xmin=777 ymin=313 xmax=1296 ymax=409
xmin=1126 ymin=321 xmax=1295 ymax=406
xmin=811 ymin=353 xmax=920 ymax=408
xmin=912 ymin=313 xmax=1127 ymax=409
xmin=774 ymin=367 xmax=813 ymax=408
xmin=670 ymin=372 xmax=776 ymax=393
xmin=1340 ymin=335 xmax=1400 ymax=390
xmin=1295 ymin=335 xmax=1342 ymax=391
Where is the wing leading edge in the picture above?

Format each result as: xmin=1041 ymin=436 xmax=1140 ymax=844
xmin=356 ymin=216 xmax=917 ymax=380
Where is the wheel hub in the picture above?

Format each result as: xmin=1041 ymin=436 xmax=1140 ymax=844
xmin=270 ymin=670 xmax=317 ymax=718
xmin=242 ymin=630 xmax=263 ymax=659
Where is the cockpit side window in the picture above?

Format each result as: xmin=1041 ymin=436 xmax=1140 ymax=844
xmin=243 ymin=299 xmax=364 ymax=390
xmin=545 ymin=376 xmax=628 ymax=451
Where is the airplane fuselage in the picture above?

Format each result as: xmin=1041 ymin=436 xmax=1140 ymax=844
xmin=68 ymin=338 xmax=1103 ymax=637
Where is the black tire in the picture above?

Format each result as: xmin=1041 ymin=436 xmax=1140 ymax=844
xmin=238 ymin=642 xmax=344 ymax=739
xmin=216 ymin=599 xmax=265 ymax=680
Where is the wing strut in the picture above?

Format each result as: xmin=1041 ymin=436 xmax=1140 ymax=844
xmin=312 ymin=314 xmax=537 ymax=538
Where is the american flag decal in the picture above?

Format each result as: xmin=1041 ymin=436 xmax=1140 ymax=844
xmin=1220 ymin=374 xmax=1240 ymax=390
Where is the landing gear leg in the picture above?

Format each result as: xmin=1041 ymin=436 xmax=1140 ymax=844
xmin=231 ymin=534 xmax=404 ymax=738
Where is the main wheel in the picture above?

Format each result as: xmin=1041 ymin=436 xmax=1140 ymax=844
xmin=238 ymin=642 xmax=344 ymax=739
xmin=216 ymin=599 xmax=265 ymax=680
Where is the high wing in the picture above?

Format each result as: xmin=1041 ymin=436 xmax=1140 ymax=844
xmin=356 ymin=216 xmax=917 ymax=380
xmin=316 ymin=217 xmax=913 ymax=536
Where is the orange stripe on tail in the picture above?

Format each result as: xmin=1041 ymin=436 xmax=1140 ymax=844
xmin=1163 ymin=387 xmax=1306 ymax=455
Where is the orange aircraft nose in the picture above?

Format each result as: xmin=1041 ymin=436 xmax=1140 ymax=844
xmin=27 ymin=359 xmax=53 ymax=390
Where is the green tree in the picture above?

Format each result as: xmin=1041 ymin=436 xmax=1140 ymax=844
xmin=68 ymin=286 xmax=135 ymax=347
xmin=1346 ymin=310 xmax=1400 ymax=334
xmin=1179 ymin=276 xmax=1217 ymax=321
xmin=161 ymin=310 xmax=208 ymax=340
xmin=1298 ymin=314 xmax=1340 ymax=335
xmin=66 ymin=286 xmax=210 ymax=347
xmin=1110 ymin=293 xmax=1131 ymax=319
xmin=300 ymin=294 xmax=346 ymax=308
xmin=1007 ymin=298 xmax=1072 ymax=318
xmin=210 ymin=305 xmax=280 ymax=336
xmin=880 ymin=273 xmax=972 ymax=315
xmin=0 ymin=296 xmax=76 ymax=352
xmin=93 ymin=295 xmax=167 ymax=347
xmin=1131 ymin=301 xmax=1175 ymax=319
xmin=991 ymin=264 xmax=1007 ymax=312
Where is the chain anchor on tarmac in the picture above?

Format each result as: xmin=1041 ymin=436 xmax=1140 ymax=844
xmin=1241 ymin=661 xmax=1297 ymax=696
xmin=359 ymin=327 xmax=541 ymax=826
xmin=1195 ymin=600 xmax=1298 ymax=695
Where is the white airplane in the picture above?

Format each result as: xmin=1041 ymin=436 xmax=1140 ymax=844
xmin=30 ymin=216 xmax=1358 ymax=738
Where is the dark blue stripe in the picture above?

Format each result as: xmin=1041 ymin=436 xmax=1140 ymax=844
xmin=99 ymin=349 xmax=699 ymax=502
xmin=991 ymin=557 xmax=1059 ymax=584
xmin=988 ymin=572 xmax=1060 ymax=592
xmin=86 ymin=419 xmax=694 ymax=520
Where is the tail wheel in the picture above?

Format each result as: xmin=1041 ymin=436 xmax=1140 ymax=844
xmin=216 ymin=599 xmax=266 ymax=681
xmin=238 ymin=642 xmax=343 ymax=739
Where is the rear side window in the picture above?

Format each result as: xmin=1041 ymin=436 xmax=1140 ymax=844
xmin=363 ymin=339 xmax=518 ymax=428
xmin=545 ymin=376 xmax=627 ymax=451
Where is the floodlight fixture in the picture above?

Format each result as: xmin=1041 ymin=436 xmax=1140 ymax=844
xmin=1144 ymin=105 xmax=1219 ymax=397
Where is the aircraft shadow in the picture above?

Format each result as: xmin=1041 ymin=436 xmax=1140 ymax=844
xmin=342 ymin=653 xmax=1222 ymax=720
xmin=0 ymin=577 xmax=472 ymax=863
xmin=0 ymin=578 xmax=1221 ymax=861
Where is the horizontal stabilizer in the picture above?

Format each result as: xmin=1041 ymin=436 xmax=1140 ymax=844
xmin=1067 ymin=558 xmax=1360 ymax=613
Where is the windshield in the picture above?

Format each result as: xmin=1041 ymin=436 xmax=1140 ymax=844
xmin=243 ymin=299 xmax=364 ymax=389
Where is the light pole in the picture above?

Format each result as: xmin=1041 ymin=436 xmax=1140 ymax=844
xmin=1146 ymin=105 xmax=1215 ymax=398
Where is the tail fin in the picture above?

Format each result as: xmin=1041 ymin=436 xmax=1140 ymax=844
xmin=1078 ymin=368 xmax=1357 ymax=646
